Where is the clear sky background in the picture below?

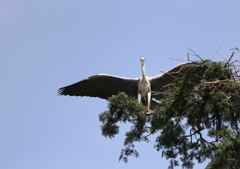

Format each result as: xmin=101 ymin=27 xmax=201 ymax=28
xmin=1 ymin=1 xmax=239 ymax=169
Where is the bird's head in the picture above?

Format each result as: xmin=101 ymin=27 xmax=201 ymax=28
xmin=140 ymin=58 xmax=145 ymax=66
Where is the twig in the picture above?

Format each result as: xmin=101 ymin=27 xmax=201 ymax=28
xmin=201 ymin=79 xmax=231 ymax=84
xmin=212 ymin=39 xmax=227 ymax=59
xmin=187 ymin=52 xmax=190 ymax=61
xmin=170 ymin=58 xmax=189 ymax=62
xmin=230 ymin=47 xmax=240 ymax=52
xmin=188 ymin=49 xmax=204 ymax=61
xmin=198 ymin=130 xmax=222 ymax=146
xmin=227 ymin=52 xmax=235 ymax=65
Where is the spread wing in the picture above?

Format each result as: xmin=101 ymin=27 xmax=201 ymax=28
xmin=150 ymin=63 xmax=189 ymax=100
xmin=58 ymin=74 xmax=138 ymax=99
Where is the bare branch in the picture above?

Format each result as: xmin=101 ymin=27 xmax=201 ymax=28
xmin=212 ymin=39 xmax=227 ymax=59
xmin=188 ymin=49 xmax=204 ymax=61
xmin=170 ymin=58 xmax=190 ymax=62
xmin=229 ymin=47 xmax=240 ymax=52
xmin=227 ymin=52 xmax=235 ymax=65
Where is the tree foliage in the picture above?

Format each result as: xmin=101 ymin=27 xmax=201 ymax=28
xmin=99 ymin=52 xmax=240 ymax=168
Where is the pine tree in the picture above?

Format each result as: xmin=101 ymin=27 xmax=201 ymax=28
xmin=99 ymin=51 xmax=240 ymax=168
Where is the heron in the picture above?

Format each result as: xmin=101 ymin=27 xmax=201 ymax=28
xmin=58 ymin=58 xmax=188 ymax=114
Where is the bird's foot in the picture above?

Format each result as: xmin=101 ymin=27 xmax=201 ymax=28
xmin=146 ymin=109 xmax=155 ymax=114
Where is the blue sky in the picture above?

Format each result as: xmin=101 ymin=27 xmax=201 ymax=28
xmin=1 ymin=1 xmax=239 ymax=169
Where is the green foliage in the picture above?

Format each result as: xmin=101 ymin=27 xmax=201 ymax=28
xmin=99 ymin=92 xmax=150 ymax=162
xmin=99 ymin=60 xmax=240 ymax=168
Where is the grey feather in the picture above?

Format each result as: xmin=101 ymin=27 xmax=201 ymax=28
xmin=58 ymin=74 xmax=138 ymax=99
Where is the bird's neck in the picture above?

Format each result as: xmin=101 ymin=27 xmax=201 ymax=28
xmin=141 ymin=63 xmax=147 ymax=82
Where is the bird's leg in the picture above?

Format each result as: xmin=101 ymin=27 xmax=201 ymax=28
xmin=146 ymin=92 xmax=155 ymax=114
xmin=147 ymin=92 xmax=151 ymax=112
xmin=138 ymin=93 xmax=141 ymax=104
xmin=138 ymin=93 xmax=148 ymax=112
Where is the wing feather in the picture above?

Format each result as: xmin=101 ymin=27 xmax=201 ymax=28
xmin=58 ymin=74 xmax=138 ymax=99
xmin=150 ymin=63 xmax=190 ymax=100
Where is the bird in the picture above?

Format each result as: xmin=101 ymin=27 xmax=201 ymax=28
xmin=58 ymin=58 xmax=188 ymax=114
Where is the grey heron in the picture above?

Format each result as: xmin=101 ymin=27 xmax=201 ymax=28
xmin=58 ymin=58 xmax=188 ymax=113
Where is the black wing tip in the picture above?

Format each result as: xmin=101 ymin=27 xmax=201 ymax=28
xmin=57 ymin=87 xmax=66 ymax=96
